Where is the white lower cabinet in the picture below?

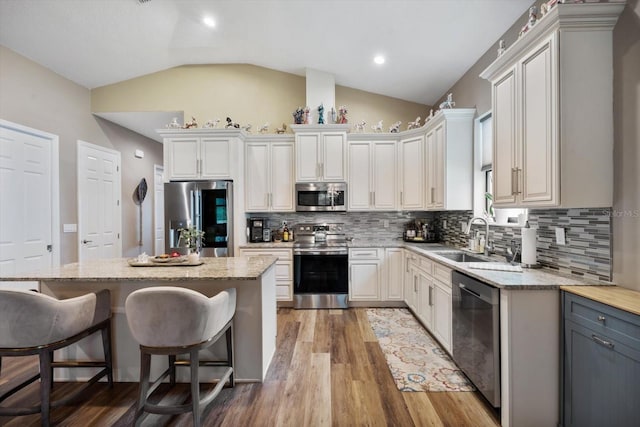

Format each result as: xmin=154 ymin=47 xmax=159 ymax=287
xmin=417 ymin=270 xmax=434 ymax=331
xmin=403 ymin=249 xmax=453 ymax=353
xmin=349 ymin=248 xmax=382 ymax=301
xmin=432 ymin=277 xmax=452 ymax=352
xmin=239 ymin=248 xmax=292 ymax=301
xmin=350 ymin=247 xmax=407 ymax=302
xmin=404 ymin=251 xmax=419 ymax=312
xmin=384 ymin=248 xmax=404 ymax=301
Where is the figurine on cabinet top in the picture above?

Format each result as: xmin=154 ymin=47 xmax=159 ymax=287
xmin=541 ymin=0 xmax=560 ymax=17
xmin=329 ymin=107 xmax=337 ymax=124
xmin=225 ymin=117 xmax=240 ymax=129
xmin=439 ymin=93 xmax=455 ymax=110
xmin=318 ymin=104 xmax=325 ymax=125
xmin=389 ymin=121 xmax=402 ymax=133
xmin=354 ymin=120 xmax=366 ymax=133
xmin=276 ymin=123 xmax=287 ymax=134
xmin=258 ymin=123 xmax=269 ymax=134
xmin=407 ymin=116 xmax=421 ymax=130
xmin=242 ymin=124 xmax=252 ymax=133
xmin=303 ymin=106 xmax=311 ymax=124
xmin=293 ymin=107 xmax=304 ymax=125
xmin=497 ymin=39 xmax=506 ymax=56
xmin=203 ymin=118 xmax=220 ymax=129
xmin=337 ymin=106 xmax=348 ymax=124
xmin=167 ymin=117 xmax=181 ymax=129
xmin=371 ymin=120 xmax=383 ymax=133
xmin=519 ymin=6 xmax=538 ymax=37
xmin=183 ymin=117 xmax=198 ymax=129
xmin=425 ymin=109 xmax=434 ymax=123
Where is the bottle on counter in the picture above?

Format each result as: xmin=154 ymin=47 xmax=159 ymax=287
xmin=283 ymin=224 xmax=289 ymax=242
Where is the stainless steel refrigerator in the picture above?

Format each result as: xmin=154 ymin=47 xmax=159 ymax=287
xmin=164 ymin=180 xmax=233 ymax=257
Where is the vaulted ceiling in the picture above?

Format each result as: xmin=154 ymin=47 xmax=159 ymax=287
xmin=0 ymin=0 xmax=532 ymax=105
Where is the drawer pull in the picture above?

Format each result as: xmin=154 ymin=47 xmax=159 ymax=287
xmin=591 ymin=334 xmax=614 ymax=350
xmin=597 ymin=315 xmax=606 ymax=322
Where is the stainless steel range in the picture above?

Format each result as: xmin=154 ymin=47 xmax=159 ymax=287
xmin=293 ymin=223 xmax=348 ymax=309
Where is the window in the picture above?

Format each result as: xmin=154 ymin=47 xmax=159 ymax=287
xmin=485 ymin=169 xmax=493 ymax=216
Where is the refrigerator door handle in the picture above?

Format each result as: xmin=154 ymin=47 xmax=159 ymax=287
xmin=194 ymin=190 xmax=202 ymax=231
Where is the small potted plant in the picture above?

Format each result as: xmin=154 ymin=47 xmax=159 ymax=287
xmin=178 ymin=226 xmax=204 ymax=261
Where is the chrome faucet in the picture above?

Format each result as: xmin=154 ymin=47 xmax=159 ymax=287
xmin=465 ymin=217 xmax=494 ymax=256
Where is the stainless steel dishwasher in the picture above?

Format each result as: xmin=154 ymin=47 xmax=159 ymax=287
xmin=451 ymin=271 xmax=501 ymax=408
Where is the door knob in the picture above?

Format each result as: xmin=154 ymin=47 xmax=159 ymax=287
xmin=82 ymin=239 xmax=93 ymax=244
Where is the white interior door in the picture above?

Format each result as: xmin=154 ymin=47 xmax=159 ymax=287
xmin=0 ymin=120 xmax=59 ymax=289
xmin=77 ymin=141 xmax=121 ymax=261
xmin=154 ymin=164 xmax=165 ymax=256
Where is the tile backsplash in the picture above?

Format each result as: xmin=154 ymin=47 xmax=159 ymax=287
xmin=251 ymin=211 xmax=434 ymax=242
xmin=437 ymin=208 xmax=612 ymax=282
xmin=251 ymin=207 xmax=612 ymax=282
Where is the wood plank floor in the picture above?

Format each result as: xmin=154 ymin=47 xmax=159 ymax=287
xmin=0 ymin=308 xmax=499 ymax=426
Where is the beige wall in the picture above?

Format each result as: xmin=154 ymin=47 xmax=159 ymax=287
xmin=0 ymin=45 xmax=163 ymax=263
xmin=434 ymin=1 xmax=640 ymax=291
xmin=336 ymin=85 xmax=431 ymax=132
xmin=612 ymin=1 xmax=640 ymax=291
xmin=91 ymin=64 xmax=429 ymax=132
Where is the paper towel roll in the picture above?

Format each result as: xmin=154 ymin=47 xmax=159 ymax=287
xmin=521 ymin=227 xmax=537 ymax=265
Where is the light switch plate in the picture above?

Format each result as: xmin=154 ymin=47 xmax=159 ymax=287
xmin=383 ymin=220 xmax=389 ymax=228
xmin=63 ymin=223 xmax=77 ymax=233
xmin=460 ymin=221 xmax=467 ymax=232
xmin=442 ymin=220 xmax=447 ymax=229
xmin=555 ymin=227 xmax=566 ymax=245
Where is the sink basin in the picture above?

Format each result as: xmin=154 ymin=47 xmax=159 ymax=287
xmin=434 ymin=251 xmax=489 ymax=263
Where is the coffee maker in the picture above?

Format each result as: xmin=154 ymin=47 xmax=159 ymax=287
xmin=247 ymin=218 xmax=266 ymax=242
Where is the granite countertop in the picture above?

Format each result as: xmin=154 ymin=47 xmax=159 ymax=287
xmin=0 ymin=256 xmax=278 ymax=282
xmin=400 ymin=242 xmax=607 ymax=290
xmin=240 ymin=238 xmax=609 ymax=290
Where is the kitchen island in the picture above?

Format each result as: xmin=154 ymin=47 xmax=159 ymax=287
xmin=1 ymin=256 xmax=277 ymax=383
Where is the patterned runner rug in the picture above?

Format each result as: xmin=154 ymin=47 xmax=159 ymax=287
xmin=366 ymin=308 xmax=475 ymax=392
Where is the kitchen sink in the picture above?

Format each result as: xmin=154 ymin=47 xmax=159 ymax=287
xmin=433 ymin=251 xmax=489 ymax=263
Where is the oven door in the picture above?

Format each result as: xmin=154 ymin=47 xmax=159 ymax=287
xmin=293 ymin=253 xmax=348 ymax=294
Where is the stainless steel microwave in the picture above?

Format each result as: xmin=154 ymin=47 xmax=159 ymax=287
xmin=295 ymin=182 xmax=347 ymax=212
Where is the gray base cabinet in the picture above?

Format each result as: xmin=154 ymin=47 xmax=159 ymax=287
xmin=562 ymin=292 xmax=640 ymax=427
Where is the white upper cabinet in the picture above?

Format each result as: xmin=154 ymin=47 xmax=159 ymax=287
xmin=480 ymin=2 xmax=624 ymax=208
xmin=166 ymin=137 xmax=199 ymax=180
xmin=399 ymin=131 xmax=425 ymax=210
xmin=424 ymin=109 xmax=475 ymax=211
xmin=158 ymin=129 xmax=240 ymax=182
xmin=492 ymin=67 xmax=518 ymax=205
xmin=348 ymin=136 xmax=397 ymax=211
xmin=245 ymin=136 xmax=295 ymax=212
xmin=291 ymin=125 xmax=349 ymax=182
xmin=200 ymin=137 xmax=232 ymax=179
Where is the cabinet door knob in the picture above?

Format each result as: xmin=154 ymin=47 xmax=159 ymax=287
xmin=597 ymin=315 xmax=606 ymax=322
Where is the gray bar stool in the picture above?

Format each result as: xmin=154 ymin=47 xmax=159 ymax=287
xmin=125 ymin=286 xmax=236 ymax=427
xmin=0 ymin=289 xmax=113 ymax=426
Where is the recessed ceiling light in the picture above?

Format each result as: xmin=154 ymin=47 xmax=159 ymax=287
xmin=203 ymin=16 xmax=216 ymax=28
xmin=373 ymin=55 xmax=385 ymax=65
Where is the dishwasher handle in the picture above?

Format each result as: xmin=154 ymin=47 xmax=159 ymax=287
xmin=459 ymin=283 xmax=496 ymax=304
xmin=459 ymin=283 xmax=480 ymax=297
